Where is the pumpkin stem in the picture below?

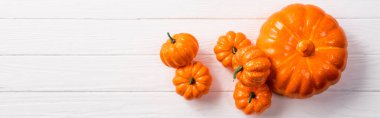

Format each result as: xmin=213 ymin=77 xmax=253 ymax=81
xmin=248 ymin=92 xmax=256 ymax=103
xmin=232 ymin=47 xmax=237 ymax=54
xmin=233 ymin=65 xmax=243 ymax=80
xmin=189 ymin=77 xmax=196 ymax=85
xmin=296 ymin=40 xmax=315 ymax=57
xmin=167 ymin=32 xmax=176 ymax=44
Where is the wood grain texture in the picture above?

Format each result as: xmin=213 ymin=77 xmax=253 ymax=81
xmin=0 ymin=91 xmax=379 ymax=118
xmin=0 ymin=55 xmax=376 ymax=92
xmin=0 ymin=0 xmax=379 ymax=117
xmin=0 ymin=0 xmax=380 ymax=19
xmin=0 ymin=19 xmax=378 ymax=55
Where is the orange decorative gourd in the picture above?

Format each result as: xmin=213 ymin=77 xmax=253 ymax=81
xmin=214 ymin=31 xmax=252 ymax=68
xmin=232 ymin=46 xmax=271 ymax=87
xmin=234 ymin=82 xmax=271 ymax=114
xmin=160 ymin=32 xmax=199 ymax=68
xmin=256 ymin=4 xmax=347 ymax=98
xmin=173 ymin=61 xmax=212 ymax=100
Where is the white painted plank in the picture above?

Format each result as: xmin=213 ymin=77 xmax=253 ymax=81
xmin=0 ymin=0 xmax=379 ymax=19
xmin=0 ymin=19 xmax=378 ymax=55
xmin=0 ymin=55 xmax=376 ymax=91
xmin=0 ymin=0 xmax=377 ymax=117
xmin=0 ymin=91 xmax=379 ymax=118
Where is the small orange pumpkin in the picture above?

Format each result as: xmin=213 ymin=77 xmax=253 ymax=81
xmin=232 ymin=46 xmax=271 ymax=87
xmin=214 ymin=31 xmax=252 ymax=68
xmin=234 ymin=82 xmax=271 ymax=114
xmin=160 ymin=32 xmax=199 ymax=68
xmin=173 ymin=61 xmax=212 ymax=100
xmin=256 ymin=4 xmax=347 ymax=98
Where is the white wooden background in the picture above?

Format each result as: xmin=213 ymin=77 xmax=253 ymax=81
xmin=0 ymin=0 xmax=379 ymax=117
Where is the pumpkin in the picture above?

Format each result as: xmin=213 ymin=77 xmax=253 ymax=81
xmin=234 ymin=82 xmax=271 ymax=114
xmin=214 ymin=31 xmax=252 ymax=68
xmin=160 ymin=32 xmax=199 ymax=68
xmin=256 ymin=4 xmax=347 ymax=98
xmin=232 ymin=46 xmax=271 ymax=87
xmin=173 ymin=61 xmax=212 ymax=100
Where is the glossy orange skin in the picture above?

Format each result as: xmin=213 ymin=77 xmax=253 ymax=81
xmin=214 ymin=31 xmax=252 ymax=68
xmin=173 ymin=61 xmax=212 ymax=100
xmin=234 ymin=82 xmax=271 ymax=114
xmin=256 ymin=4 xmax=347 ymax=98
xmin=233 ymin=46 xmax=271 ymax=87
xmin=160 ymin=33 xmax=199 ymax=68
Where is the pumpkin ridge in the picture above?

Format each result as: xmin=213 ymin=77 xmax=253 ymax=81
xmin=314 ymin=28 xmax=340 ymax=43
xmin=184 ymin=63 xmax=193 ymax=76
xmin=305 ymin=58 xmax=316 ymax=95
xmin=169 ymin=46 xmax=183 ymax=67
xmin=307 ymin=13 xmax=326 ymax=42
xmin=176 ymin=83 xmax=188 ymax=88
xmin=178 ymin=84 xmax=188 ymax=94
xmin=216 ymin=44 xmax=231 ymax=52
xmin=194 ymin=67 xmax=208 ymax=78
xmin=191 ymin=38 xmax=199 ymax=56
xmin=184 ymin=43 xmax=195 ymax=60
xmin=283 ymin=59 xmax=303 ymax=94
xmin=314 ymin=51 xmax=344 ymax=70
xmin=194 ymin=72 xmax=208 ymax=82
xmin=173 ymin=76 xmax=187 ymax=84
xmin=164 ymin=47 xmax=176 ymax=67
xmin=191 ymin=62 xmax=201 ymax=76
xmin=245 ymin=58 xmax=271 ymax=72
xmin=173 ymin=78 xmax=184 ymax=86
xmin=275 ymin=53 xmax=298 ymax=67
xmin=178 ymin=34 xmax=197 ymax=59
xmin=321 ymin=58 xmax=340 ymax=72
xmin=216 ymin=52 xmax=229 ymax=60
xmin=305 ymin=58 xmax=314 ymax=78
xmin=233 ymin=33 xmax=242 ymax=46
xmin=227 ymin=31 xmax=236 ymax=41
xmin=315 ymin=47 xmax=343 ymax=51
xmin=222 ymin=54 xmax=233 ymax=66
xmin=236 ymin=40 xmax=251 ymax=48
xmin=278 ymin=16 xmax=302 ymax=41
xmin=318 ymin=60 xmax=341 ymax=89
xmin=236 ymin=33 xmax=248 ymax=45
xmin=194 ymin=83 xmax=206 ymax=91
xmin=191 ymin=86 xmax=200 ymax=98
xmin=161 ymin=46 xmax=170 ymax=66
xmin=326 ymin=15 xmax=340 ymax=31
xmin=296 ymin=60 xmax=314 ymax=96
xmin=184 ymin=86 xmax=193 ymax=99
xmin=175 ymin=43 xmax=190 ymax=66
xmin=304 ymin=5 xmax=327 ymax=39
xmin=197 ymin=76 xmax=211 ymax=85
xmin=308 ymin=59 xmax=329 ymax=88
xmin=272 ymin=58 xmax=297 ymax=88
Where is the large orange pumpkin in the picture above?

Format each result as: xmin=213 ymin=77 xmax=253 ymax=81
xmin=233 ymin=46 xmax=271 ymax=87
xmin=214 ymin=31 xmax=252 ymax=68
xmin=256 ymin=4 xmax=347 ymax=98
xmin=160 ymin=32 xmax=199 ymax=68
xmin=234 ymin=82 xmax=271 ymax=114
xmin=173 ymin=61 xmax=212 ymax=100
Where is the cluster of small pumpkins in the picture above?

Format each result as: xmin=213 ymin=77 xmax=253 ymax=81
xmin=215 ymin=31 xmax=272 ymax=114
xmin=160 ymin=4 xmax=347 ymax=115
xmin=160 ymin=32 xmax=213 ymax=100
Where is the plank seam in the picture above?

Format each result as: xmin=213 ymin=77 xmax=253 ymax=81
xmin=0 ymin=54 xmax=375 ymax=56
xmin=0 ymin=90 xmax=377 ymax=92
xmin=0 ymin=18 xmax=379 ymax=20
